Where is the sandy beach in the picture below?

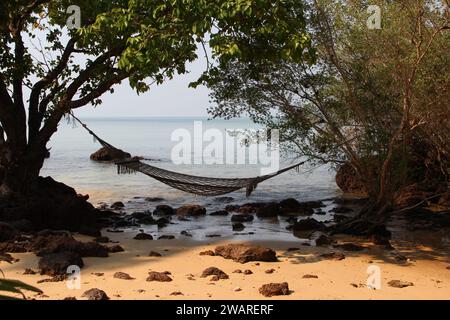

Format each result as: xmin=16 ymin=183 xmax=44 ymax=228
xmin=2 ymin=231 xmax=449 ymax=300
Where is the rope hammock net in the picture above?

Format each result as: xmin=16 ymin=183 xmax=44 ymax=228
xmin=71 ymin=113 xmax=304 ymax=197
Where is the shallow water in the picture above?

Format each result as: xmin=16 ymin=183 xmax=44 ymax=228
xmin=42 ymin=117 xmax=340 ymax=241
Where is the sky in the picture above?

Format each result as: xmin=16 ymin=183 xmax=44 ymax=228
xmin=75 ymin=50 xmax=212 ymax=118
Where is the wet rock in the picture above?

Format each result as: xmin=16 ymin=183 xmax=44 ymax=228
xmin=259 ymin=282 xmax=290 ymax=297
xmin=201 ymin=267 xmax=229 ymax=280
xmin=158 ymin=235 xmax=175 ymax=240
xmin=145 ymin=197 xmax=165 ymax=202
xmin=130 ymin=211 xmax=155 ymax=224
xmin=302 ymin=274 xmax=319 ymax=279
xmin=199 ymin=250 xmax=215 ymax=256
xmin=209 ymin=210 xmax=229 ymax=216
xmin=225 ymin=205 xmax=240 ymax=212
xmin=111 ymin=202 xmax=125 ymax=210
xmin=7 ymin=219 xmax=33 ymax=232
xmin=205 ymin=234 xmax=221 ymax=238
xmin=320 ymin=252 xmax=346 ymax=261
xmin=231 ymin=214 xmax=254 ymax=223
xmin=333 ymin=243 xmax=365 ymax=252
xmin=31 ymin=235 xmax=109 ymax=257
xmin=333 ymin=214 xmax=349 ymax=223
xmin=214 ymin=197 xmax=234 ymax=203
xmin=181 ymin=230 xmax=193 ymax=237
xmin=176 ymin=205 xmax=206 ymax=217
xmin=214 ymin=244 xmax=277 ymax=263
xmin=113 ymin=272 xmax=135 ymax=280
xmin=82 ymin=288 xmax=110 ymax=300
xmin=156 ymin=217 xmax=170 ymax=228
xmin=330 ymin=207 xmax=353 ymax=214
xmin=147 ymin=271 xmax=173 ymax=282
xmin=310 ymin=231 xmax=333 ymax=246
xmin=291 ymin=218 xmax=325 ymax=232
xmin=279 ymin=198 xmax=319 ymax=215
xmin=256 ymin=203 xmax=281 ymax=218
xmin=133 ymin=233 xmax=153 ymax=240
xmin=108 ymin=245 xmax=124 ymax=253
xmin=94 ymin=236 xmax=110 ymax=243
xmin=388 ymin=280 xmax=414 ymax=288
xmin=232 ymin=223 xmax=246 ymax=232
xmin=0 ymin=222 xmax=17 ymax=242
xmin=38 ymin=252 xmax=84 ymax=276
xmin=90 ymin=147 xmax=130 ymax=162
xmin=153 ymin=205 xmax=175 ymax=216
xmin=149 ymin=251 xmax=162 ymax=257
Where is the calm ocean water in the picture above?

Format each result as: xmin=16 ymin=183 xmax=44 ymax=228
xmin=41 ymin=117 xmax=341 ymax=240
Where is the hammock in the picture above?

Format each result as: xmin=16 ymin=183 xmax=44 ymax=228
xmin=71 ymin=113 xmax=304 ymax=197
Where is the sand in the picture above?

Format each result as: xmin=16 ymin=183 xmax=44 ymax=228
xmin=1 ymin=231 xmax=449 ymax=300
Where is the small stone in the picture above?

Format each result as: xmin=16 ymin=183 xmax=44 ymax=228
xmin=92 ymin=272 xmax=104 ymax=277
xmin=23 ymin=268 xmax=37 ymax=275
xmin=234 ymin=287 xmax=242 ymax=292
xmin=388 ymin=280 xmax=414 ymax=288
xmin=94 ymin=236 xmax=110 ymax=243
xmin=158 ymin=235 xmax=175 ymax=240
xmin=170 ymin=291 xmax=184 ymax=296
xmin=133 ymin=233 xmax=153 ymax=240
xmin=201 ymin=267 xmax=229 ymax=280
xmin=199 ymin=250 xmax=215 ymax=256
xmin=243 ymin=270 xmax=253 ymax=275
xmin=64 ymin=297 xmax=77 ymax=300
xmin=302 ymin=274 xmax=319 ymax=279
xmin=147 ymin=271 xmax=173 ymax=282
xmin=287 ymin=247 xmax=300 ymax=252
xmin=232 ymin=223 xmax=246 ymax=231
xmin=233 ymin=269 xmax=243 ymax=274
xmin=259 ymin=282 xmax=290 ymax=297
xmin=113 ymin=272 xmax=135 ymax=280
xmin=82 ymin=288 xmax=110 ymax=300
xmin=149 ymin=251 xmax=162 ymax=257
xmin=265 ymin=269 xmax=276 ymax=274
xmin=108 ymin=245 xmax=125 ymax=253
xmin=320 ymin=252 xmax=346 ymax=261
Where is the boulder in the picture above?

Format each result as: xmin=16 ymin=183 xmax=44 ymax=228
xmin=31 ymin=234 xmax=109 ymax=257
xmin=259 ymin=282 xmax=290 ymax=297
xmin=291 ymin=218 xmax=325 ymax=232
xmin=231 ymin=214 xmax=254 ymax=223
xmin=176 ymin=205 xmax=206 ymax=217
xmin=82 ymin=288 xmax=110 ymax=300
xmin=90 ymin=147 xmax=130 ymax=162
xmin=214 ymin=244 xmax=277 ymax=263
xmin=38 ymin=252 xmax=84 ymax=276
xmin=232 ymin=223 xmax=246 ymax=232
xmin=209 ymin=210 xmax=229 ymax=216
xmin=153 ymin=205 xmax=175 ymax=216
xmin=256 ymin=203 xmax=280 ymax=218
xmin=201 ymin=267 xmax=229 ymax=280
xmin=146 ymin=271 xmax=172 ymax=282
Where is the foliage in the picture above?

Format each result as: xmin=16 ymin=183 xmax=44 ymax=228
xmin=0 ymin=270 xmax=42 ymax=300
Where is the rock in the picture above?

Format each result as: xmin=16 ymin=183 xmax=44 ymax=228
xmin=108 ymin=245 xmax=125 ymax=253
xmin=153 ymin=205 xmax=175 ymax=216
xmin=92 ymin=272 xmax=104 ymax=277
xmin=320 ymin=252 xmax=346 ymax=261
xmin=170 ymin=291 xmax=184 ymax=296
xmin=31 ymin=235 xmax=109 ymax=257
xmin=90 ymin=147 xmax=130 ymax=162
xmin=302 ymin=274 xmax=319 ymax=279
xmin=234 ymin=287 xmax=242 ymax=292
xmin=146 ymin=271 xmax=172 ymax=282
xmin=205 ymin=234 xmax=221 ymax=238
xmin=155 ymin=217 xmax=170 ymax=228
xmin=333 ymin=243 xmax=365 ymax=251
xmin=256 ymin=203 xmax=281 ymax=218
xmin=145 ymin=197 xmax=165 ymax=202
xmin=225 ymin=205 xmax=240 ymax=212
xmin=94 ymin=236 xmax=110 ymax=243
xmin=180 ymin=230 xmax=193 ymax=237
xmin=176 ymin=205 xmax=206 ymax=217
xmin=310 ymin=231 xmax=333 ymax=246
xmin=286 ymin=247 xmax=300 ymax=252
xmin=265 ymin=269 xmax=276 ymax=274
xmin=231 ymin=214 xmax=254 ymax=222
xmin=23 ymin=268 xmax=37 ymax=275
xmin=37 ymin=275 xmax=67 ymax=283
xmin=38 ymin=252 xmax=84 ymax=276
xmin=158 ymin=235 xmax=175 ymax=240
xmin=130 ymin=211 xmax=155 ymax=224
xmin=214 ymin=197 xmax=234 ymax=203
xmin=333 ymin=214 xmax=349 ymax=223
xmin=243 ymin=270 xmax=253 ymax=275
xmin=199 ymin=250 xmax=215 ymax=256
xmin=335 ymin=162 xmax=366 ymax=193
xmin=0 ymin=222 xmax=17 ymax=242
xmin=214 ymin=244 xmax=277 ymax=263
xmin=201 ymin=267 xmax=229 ymax=280
xmin=232 ymin=223 xmax=246 ymax=231
xmin=111 ymin=201 xmax=125 ymax=210
xmin=82 ymin=288 xmax=110 ymax=300
xmin=209 ymin=210 xmax=229 ymax=216
xmin=78 ymin=225 xmax=102 ymax=237
xmin=291 ymin=218 xmax=325 ymax=238
xmin=64 ymin=297 xmax=77 ymax=300
xmin=279 ymin=198 xmax=320 ymax=215
xmin=259 ymin=282 xmax=290 ymax=297
xmin=233 ymin=269 xmax=243 ymax=273
xmin=149 ymin=251 xmax=162 ymax=257
xmin=133 ymin=233 xmax=153 ymax=240
xmin=330 ymin=207 xmax=353 ymax=214
xmin=388 ymin=280 xmax=414 ymax=288
xmin=113 ymin=272 xmax=135 ymax=280
xmin=237 ymin=203 xmax=263 ymax=214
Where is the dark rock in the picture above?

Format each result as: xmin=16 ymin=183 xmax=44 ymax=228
xmin=23 ymin=268 xmax=37 ymax=275
xmin=320 ymin=252 xmax=346 ymax=261
xmin=108 ymin=245 xmax=124 ymax=253
xmin=233 ymin=269 xmax=242 ymax=273
xmin=111 ymin=202 xmax=125 ymax=210
xmin=291 ymin=218 xmax=325 ymax=232
xmin=199 ymin=250 xmax=215 ymax=256
xmin=170 ymin=291 xmax=184 ymax=296
xmin=38 ymin=252 xmax=84 ymax=276
xmin=209 ymin=210 xmax=229 ymax=216
xmin=201 ymin=267 xmax=229 ymax=280
xmin=130 ymin=211 xmax=155 ymax=224
xmin=153 ymin=205 xmax=175 ymax=216
xmin=232 ymin=223 xmax=246 ymax=231
xmin=64 ymin=297 xmax=77 ymax=300
xmin=78 ymin=225 xmax=102 ymax=237
xmin=205 ymin=234 xmax=221 ymax=238
xmin=238 ymin=203 xmax=265 ymax=214
xmin=7 ymin=220 xmax=33 ymax=232
xmin=158 ymin=235 xmax=175 ymax=240
xmin=330 ymin=207 xmax=353 ymax=214
xmin=388 ymin=280 xmax=414 ymax=288
xmin=94 ymin=236 xmax=110 ymax=243
xmin=82 ymin=288 xmax=110 ymax=300
xmin=286 ymin=247 xmax=300 ymax=252
xmin=149 ymin=251 xmax=162 ymax=257
xmin=180 ymin=230 xmax=193 ymax=237
xmin=90 ymin=147 xmax=130 ymax=162
xmin=302 ymin=274 xmax=319 ymax=279
xmin=0 ymin=222 xmax=17 ymax=242
xmin=333 ymin=214 xmax=349 ymax=223
xmin=243 ymin=270 xmax=253 ymax=275
xmin=279 ymin=198 xmax=321 ymax=215
xmin=310 ymin=231 xmax=333 ymax=246
xmin=146 ymin=271 xmax=172 ymax=282
xmin=38 ymin=275 xmax=67 ymax=283
xmin=256 ymin=203 xmax=280 ymax=218
xmin=156 ymin=217 xmax=170 ymax=228
xmin=214 ymin=244 xmax=277 ymax=263
xmin=333 ymin=243 xmax=365 ymax=252
xmin=145 ymin=197 xmax=165 ymax=202
xmin=231 ymin=214 xmax=254 ymax=223
xmin=265 ymin=269 xmax=276 ymax=274
xmin=113 ymin=272 xmax=135 ymax=280
xmin=176 ymin=205 xmax=206 ymax=217
xmin=259 ymin=282 xmax=290 ymax=297
xmin=32 ymin=235 xmax=109 ymax=257
xmin=0 ymin=253 xmax=15 ymax=263
xmin=225 ymin=205 xmax=240 ymax=212
xmin=133 ymin=233 xmax=153 ymax=240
